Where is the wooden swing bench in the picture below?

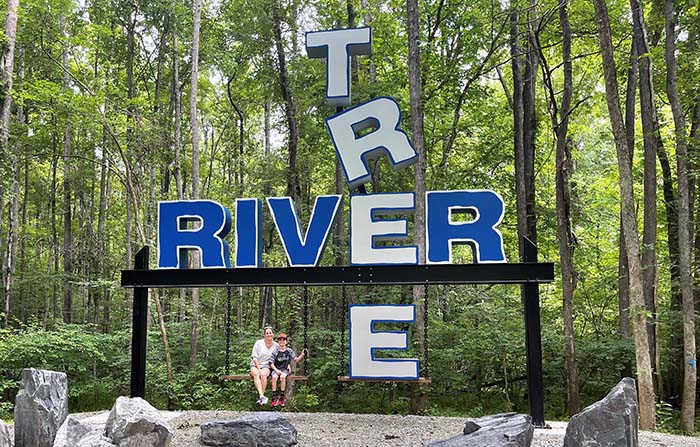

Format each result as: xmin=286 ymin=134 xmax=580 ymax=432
xmin=219 ymin=374 xmax=309 ymax=381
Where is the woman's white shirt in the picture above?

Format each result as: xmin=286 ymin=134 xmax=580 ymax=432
xmin=250 ymin=339 xmax=279 ymax=368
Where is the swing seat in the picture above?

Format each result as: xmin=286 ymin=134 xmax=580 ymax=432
xmin=337 ymin=376 xmax=431 ymax=384
xmin=220 ymin=374 xmax=309 ymax=381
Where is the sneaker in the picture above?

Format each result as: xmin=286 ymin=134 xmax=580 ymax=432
xmin=271 ymin=396 xmax=279 ymax=407
xmin=260 ymin=395 xmax=268 ymax=406
xmin=279 ymin=395 xmax=285 ymax=407
xmin=255 ymin=396 xmax=262 ymax=405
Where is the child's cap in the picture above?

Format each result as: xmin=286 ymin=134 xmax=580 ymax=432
xmin=277 ymin=333 xmax=287 ymax=340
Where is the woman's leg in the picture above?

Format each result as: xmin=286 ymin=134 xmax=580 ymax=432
xmin=250 ymin=367 xmax=264 ymax=397
xmin=260 ymin=368 xmax=270 ymax=394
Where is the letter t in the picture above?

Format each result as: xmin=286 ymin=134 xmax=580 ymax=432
xmin=306 ymin=28 xmax=371 ymax=107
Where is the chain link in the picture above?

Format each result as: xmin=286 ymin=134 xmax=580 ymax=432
xmin=225 ymin=285 xmax=232 ymax=375
xmin=423 ymin=284 xmax=429 ymax=378
xmin=340 ymin=285 xmax=347 ymax=377
xmin=303 ymin=285 xmax=309 ymax=377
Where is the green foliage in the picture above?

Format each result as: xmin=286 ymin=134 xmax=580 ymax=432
xmin=0 ymin=325 xmax=130 ymax=419
xmin=656 ymin=401 xmax=681 ymax=434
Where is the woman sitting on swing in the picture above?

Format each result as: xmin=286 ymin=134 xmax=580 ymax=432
xmin=249 ymin=326 xmax=279 ymax=406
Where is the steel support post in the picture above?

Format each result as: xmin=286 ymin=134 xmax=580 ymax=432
xmin=523 ymin=237 xmax=545 ymax=426
xmin=130 ymin=246 xmax=149 ymax=398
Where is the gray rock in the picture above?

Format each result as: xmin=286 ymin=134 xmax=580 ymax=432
xmin=462 ymin=420 xmax=480 ymax=435
xmin=564 ymin=377 xmax=638 ymax=447
xmin=200 ymin=413 xmax=297 ymax=447
xmin=14 ymin=368 xmax=68 ymax=447
xmin=0 ymin=420 xmax=12 ymax=447
xmin=54 ymin=416 xmax=116 ymax=447
xmin=426 ymin=413 xmax=533 ymax=447
xmin=74 ymin=432 xmax=117 ymax=447
xmin=54 ymin=416 xmax=87 ymax=447
xmin=105 ymin=397 xmax=172 ymax=447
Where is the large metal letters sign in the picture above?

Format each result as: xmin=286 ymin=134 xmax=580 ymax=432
xmin=155 ymin=28 xmax=507 ymax=380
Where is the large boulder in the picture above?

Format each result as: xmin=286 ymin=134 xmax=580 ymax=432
xmin=0 ymin=420 xmax=12 ymax=447
xmin=564 ymin=377 xmax=638 ymax=447
xmin=200 ymin=413 xmax=297 ymax=447
xmin=104 ymin=397 xmax=172 ymax=447
xmin=54 ymin=417 xmax=115 ymax=447
xmin=426 ymin=413 xmax=533 ymax=447
xmin=14 ymin=368 xmax=68 ymax=447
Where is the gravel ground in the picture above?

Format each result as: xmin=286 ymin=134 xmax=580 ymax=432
xmin=162 ymin=410 xmax=700 ymax=447
xmin=50 ymin=410 xmax=700 ymax=446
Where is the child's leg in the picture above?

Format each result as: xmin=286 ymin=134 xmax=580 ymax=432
xmin=271 ymin=373 xmax=278 ymax=392
xmin=279 ymin=373 xmax=288 ymax=406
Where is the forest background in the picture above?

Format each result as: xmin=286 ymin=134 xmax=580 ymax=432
xmin=0 ymin=0 xmax=698 ymax=435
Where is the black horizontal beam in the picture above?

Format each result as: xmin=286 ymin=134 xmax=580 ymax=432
xmin=121 ymin=263 xmax=554 ymax=288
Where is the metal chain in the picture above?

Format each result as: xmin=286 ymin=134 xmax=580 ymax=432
xmin=340 ymin=285 xmax=347 ymax=377
xmin=303 ymin=285 xmax=309 ymax=377
xmin=225 ymin=285 xmax=232 ymax=376
xmin=423 ymin=284 xmax=429 ymax=378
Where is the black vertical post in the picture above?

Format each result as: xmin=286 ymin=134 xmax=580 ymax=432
xmin=130 ymin=246 xmax=149 ymax=398
xmin=523 ymin=237 xmax=545 ymax=426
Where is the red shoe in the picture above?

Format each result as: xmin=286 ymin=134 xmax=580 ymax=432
xmin=279 ymin=395 xmax=285 ymax=407
xmin=271 ymin=396 xmax=279 ymax=407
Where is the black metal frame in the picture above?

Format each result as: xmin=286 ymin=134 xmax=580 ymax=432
xmin=122 ymin=238 xmax=553 ymax=426
xmin=122 ymin=263 xmax=552 ymax=288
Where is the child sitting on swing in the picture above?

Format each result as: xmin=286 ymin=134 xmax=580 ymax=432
xmin=270 ymin=333 xmax=307 ymax=407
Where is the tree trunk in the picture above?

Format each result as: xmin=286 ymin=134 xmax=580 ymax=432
xmin=172 ymin=0 xmax=183 ymax=202
xmin=225 ymin=76 xmax=244 ymax=196
xmin=272 ymin=2 xmax=300 ymax=202
xmin=102 ymin=168 xmax=112 ymax=333
xmin=190 ymin=0 xmax=201 ymax=202
xmin=153 ymin=289 xmax=175 ymax=409
xmin=124 ymin=6 xmax=137 ymax=321
xmin=360 ymin=0 xmax=376 ymax=84
xmin=170 ymin=0 xmax=187 ymax=327
xmin=0 ymin=0 xmax=18 ymax=158
xmin=664 ymin=0 xmax=695 ymax=432
xmin=0 ymin=0 xmax=17 ymax=262
xmin=347 ymin=0 xmax=358 ymax=85
xmin=592 ymin=0 xmax=656 ymax=429
xmin=619 ymin=39 xmax=637 ymax=379
xmin=189 ymin=0 xmax=203 ymax=369
xmin=51 ymin=134 xmax=58 ymax=323
xmin=511 ymin=7 xmax=526 ymax=252
xmin=692 ymin=103 xmax=700 ymax=330
xmin=97 ymin=121 xmax=109 ymax=331
xmin=553 ymin=1 xmax=579 ymax=416
xmin=18 ymin=112 xmax=27 ymax=315
xmin=61 ymin=15 xmax=73 ymax=324
xmin=539 ymin=0 xmax=579 ymax=414
xmin=630 ymin=0 xmax=660 ymax=395
xmin=660 ymin=134 xmax=682 ymax=405
xmin=2 ymin=45 xmax=22 ymax=328
xmin=407 ymin=0 xmax=428 ymax=415
xmin=523 ymin=0 xmax=538 ymax=248
xmin=3 ymin=94 xmax=21 ymax=328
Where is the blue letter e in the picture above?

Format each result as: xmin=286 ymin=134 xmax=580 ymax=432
xmin=426 ymin=190 xmax=506 ymax=264
xmin=158 ymin=200 xmax=232 ymax=269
